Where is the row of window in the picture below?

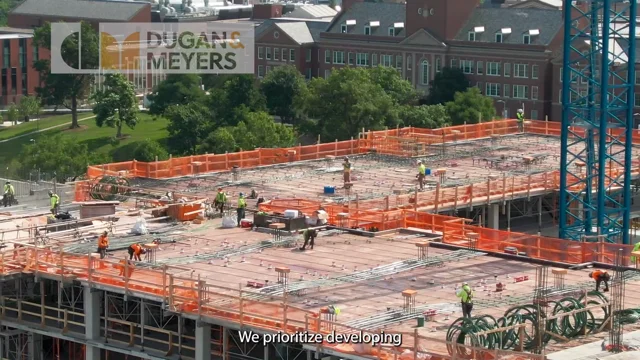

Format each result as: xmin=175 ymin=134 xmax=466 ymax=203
xmin=340 ymin=24 xmax=402 ymax=37
xmin=257 ymin=47 xmax=298 ymax=62
xmin=2 ymin=39 xmax=37 ymax=70
xmin=455 ymin=59 xmax=539 ymax=79
xmin=323 ymin=50 xmax=444 ymax=76
xmin=484 ymin=83 xmax=539 ymax=100
xmin=0 ymin=68 xmax=27 ymax=96
xmin=468 ymin=32 xmax=536 ymax=45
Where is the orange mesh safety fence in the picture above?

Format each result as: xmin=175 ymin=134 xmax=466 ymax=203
xmin=258 ymin=199 xmax=323 ymax=216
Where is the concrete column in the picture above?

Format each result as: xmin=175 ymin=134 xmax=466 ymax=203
xmin=28 ymin=333 xmax=42 ymax=360
xmin=195 ymin=322 xmax=212 ymax=360
xmin=488 ymin=203 xmax=500 ymax=230
xmin=84 ymin=287 xmax=101 ymax=360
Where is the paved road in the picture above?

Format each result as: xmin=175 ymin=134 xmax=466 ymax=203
xmin=0 ymin=115 xmax=96 ymax=143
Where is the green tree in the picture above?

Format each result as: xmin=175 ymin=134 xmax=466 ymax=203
xmin=6 ymin=103 xmax=19 ymax=125
xmin=369 ymin=66 xmax=418 ymax=105
xmin=307 ymin=67 xmax=395 ymax=141
xmin=260 ymin=65 xmax=308 ymax=124
xmin=399 ymin=104 xmax=451 ymax=128
xmin=426 ymin=67 xmax=469 ymax=105
xmin=17 ymin=134 xmax=102 ymax=182
xmin=210 ymin=75 xmax=266 ymax=126
xmin=445 ymin=87 xmax=496 ymax=125
xmin=131 ymin=139 xmax=169 ymax=162
xmin=165 ymin=103 xmax=211 ymax=155
xmin=33 ymin=22 xmax=99 ymax=129
xmin=148 ymin=74 xmax=205 ymax=115
xmin=232 ymin=111 xmax=296 ymax=150
xmin=91 ymin=73 xmax=138 ymax=138
xmin=202 ymin=128 xmax=237 ymax=154
xmin=17 ymin=96 xmax=41 ymax=122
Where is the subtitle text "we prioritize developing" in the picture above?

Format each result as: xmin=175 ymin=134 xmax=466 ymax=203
xmin=238 ymin=330 xmax=403 ymax=347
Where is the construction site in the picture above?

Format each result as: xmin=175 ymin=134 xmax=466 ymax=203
xmin=2 ymin=119 xmax=640 ymax=360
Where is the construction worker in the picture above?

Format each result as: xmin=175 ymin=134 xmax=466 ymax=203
xmin=417 ymin=160 xmax=426 ymax=190
xmin=589 ymin=270 xmax=610 ymax=292
xmin=128 ymin=243 xmax=145 ymax=261
xmin=300 ymin=228 xmax=317 ymax=251
xmin=48 ymin=190 xmax=60 ymax=215
xmin=97 ymin=231 xmax=109 ymax=259
xmin=3 ymin=181 xmax=15 ymax=207
xmin=117 ymin=259 xmax=135 ymax=277
xmin=632 ymin=242 xmax=640 ymax=263
xmin=456 ymin=282 xmax=474 ymax=318
xmin=516 ymin=109 xmax=525 ymax=133
xmin=237 ymin=192 xmax=247 ymax=226
xmin=343 ymin=157 xmax=352 ymax=183
xmin=214 ymin=188 xmax=227 ymax=215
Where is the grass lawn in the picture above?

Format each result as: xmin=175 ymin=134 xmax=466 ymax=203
xmin=0 ymin=113 xmax=169 ymax=164
xmin=0 ymin=113 xmax=96 ymax=141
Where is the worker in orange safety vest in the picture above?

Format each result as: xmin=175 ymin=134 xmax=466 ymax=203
xmin=97 ymin=231 xmax=109 ymax=259
xmin=127 ymin=243 xmax=146 ymax=261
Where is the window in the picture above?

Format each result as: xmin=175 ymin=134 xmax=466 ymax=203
xmin=636 ymin=93 xmax=640 ymax=107
xmin=495 ymin=33 xmax=503 ymax=43
xmin=407 ymin=55 xmax=412 ymax=70
xmin=485 ymin=83 xmax=501 ymax=97
xmin=504 ymin=84 xmax=510 ymax=98
xmin=514 ymin=64 xmax=528 ymax=78
xmin=530 ymin=110 xmax=538 ymax=120
xmin=1 ymin=69 xmax=6 ymax=95
xmin=274 ymin=48 xmax=279 ymax=61
xmin=421 ymin=60 xmax=430 ymax=85
xmin=32 ymin=44 xmax=38 ymax=62
xmin=372 ymin=54 xmax=378 ymax=66
xmin=560 ymin=67 xmax=563 ymax=82
xmin=3 ymin=40 xmax=10 ymax=69
xmin=266 ymin=66 xmax=271 ymax=74
xmin=19 ymin=39 xmax=26 ymax=68
xmin=364 ymin=26 xmax=371 ymax=35
xmin=356 ymin=53 xmax=369 ymax=66
xmin=388 ymin=27 xmax=395 ymax=36
xmin=450 ymin=59 xmax=458 ymax=68
xmin=435 ymin=57 xmax=441 ymax=72
xmin=325 ymin=50 xmax=331 ymax=64
xmin=460 ymin=60 xmax=474 ymax=74
xmin=468 ymin=32 xmax=476 ymax=41
xmin=306 ymin=49 xmax=311 ymax=62
xmin=532 ymin=86 xmax=539 ymax=100
xmin=381 ymin=55 xmax=393 ymax=67
xmin=504 ymin=63 xmax=511 ymax=77
xmin=325 ymin=70 xmax=331 ymax=79
xmin=341 ymin=24 xmax=347 ymax=33
xmin=21 ymin=73 xmax=26 ymax=95
xmin=333 ymin=51 xmax=345 ymax=64
xmin=486 ymin=62 xmax=500 ymax=76
xmin=513 ymin=85 xmax=529 ymax=99
xmin=348 ymin=52 xmax=355 ymax=65
xmin=11 ymin=68 xmax=16 ymax=95
xmin=282 ymin=49 xmax=287 ymax=61
xmin=289 ymin=49 xmax=295 ymax=61
xmin=559 ymin=90 xmax=563 ymax=103
xmin=523 ymin=34 xmax=531 ymax=44
xmin=477 ymin=61 xmax=483 ymax=75
xmin=258 ymin=47 xmax=264 ymax=59
xmin=306 ymin=68 xmax=312 ymax=80
xmin=532 ymin=65 xmax=538 ymax=79
xmin=266 ymin=47 xmax=272 ymax=60
xmin=394 ymin=55 xmax=401 ymax=70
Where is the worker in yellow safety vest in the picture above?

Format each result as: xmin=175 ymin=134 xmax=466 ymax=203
xmin=456 ymin=282 xmax=474 ymax=318
xmin=237 ymin=193 xmax=247 ymax=227
xmin=417 ymin=160 xmax=426 ymax=190
xmin=516 ymin=109 xmax=525 ymax=133
xmin=3 ymin=181 xmax=15 ymax=207
xmin=214 ymin=188 xmax=227 ymax=215
xmin=48 ymin=190 xmax=60 ymax=215
xmin=343 ymin=157 xmax=351 ymax=183
xmin=631 ymin=242 xmax=640 ymax=263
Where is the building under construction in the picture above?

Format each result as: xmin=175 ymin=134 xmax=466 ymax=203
xmin=2 ymin=120 xmax=640 ymax=360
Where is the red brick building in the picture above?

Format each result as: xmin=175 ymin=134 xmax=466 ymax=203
xmin=254 ymin=0 xmax=566 ymax=120
xmin=0 ymin=27 xmax=49 ymax=106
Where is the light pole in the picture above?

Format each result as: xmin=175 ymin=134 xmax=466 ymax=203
xmin=496 ymin=100 xmax=507 ymax=119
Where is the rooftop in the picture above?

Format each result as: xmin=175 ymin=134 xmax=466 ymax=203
xmin=326 ymin=2 xmax=406 ymax=37
xmin=10 ymin=0 xmax=150 ymax=21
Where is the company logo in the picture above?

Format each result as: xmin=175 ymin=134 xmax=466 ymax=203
xmin=51 ymin=22 xmax=254 ymax=74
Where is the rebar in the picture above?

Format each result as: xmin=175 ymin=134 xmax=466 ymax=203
xmin=609 ymin=249 xmax=626 ymax=352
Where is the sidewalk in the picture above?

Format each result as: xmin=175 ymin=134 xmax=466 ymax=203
xmin=0 ymin=115 xmax=96 ymax=143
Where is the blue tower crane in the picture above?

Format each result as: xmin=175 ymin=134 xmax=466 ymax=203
xmin=559 ymin=0 xmax=636 ymax=244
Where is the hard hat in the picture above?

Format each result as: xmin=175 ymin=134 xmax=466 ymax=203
xmin=218 ymin=187 xmax=223 ymax=191
xmin=48 ymin=190 xmax=53 ymax=195
xmin=344 ymin=157 xmax=349 ymax=161
xmin=239 ymin=192 xmax=244 ymax=197
xmin=463 ymin=282 xmax=468 ymax=286
xmin=417 ymin=160 xmax=422 ymax=164
xmin=518 ymin=109 xmax=524 ymax=113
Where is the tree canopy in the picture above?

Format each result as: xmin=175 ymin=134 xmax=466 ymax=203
xmin=369 ymin=66 xmax=419 ymax=105
xmin=148 ymin=74 xmax=205 ymax=115
xmin=33 ymin=22 xmax=99 ymax=129
xmin=307 ymin=67 xmax=396 ymax=141
xmin=260 ymin=65 xmax=308 ymax=124
xmin=426 ymin=67 xmax=469 ymax=105
xmin=210 ymin=75 xmax=266 ymax=126
xmin=399 ymin=104 xmax=451 ymax=128
xmin=17 ymin=96 xmax=41 ymax=122
xmin=92 ymin=73 xmax=138 ymax=138
xmin=165 ymin=103 xmax=211 ymax=155
xmin=445 ymin=87 xmax=496 ymax=125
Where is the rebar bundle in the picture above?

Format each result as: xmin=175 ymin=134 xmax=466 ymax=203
xmin=90 ymin=176 xmax=131 ymax=201
xmin=446 ymin=291 xmax=610 ymax=354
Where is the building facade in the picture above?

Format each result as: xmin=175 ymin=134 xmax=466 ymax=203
xmin=254 ymin=0 xmax=566 ymax=120
xmin=0 ymin=28 xmax=48 ymax=107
